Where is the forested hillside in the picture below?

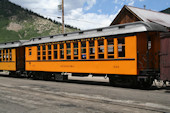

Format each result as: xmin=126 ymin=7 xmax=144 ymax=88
xmin=0 ymin=0 xmax=79 ymax=43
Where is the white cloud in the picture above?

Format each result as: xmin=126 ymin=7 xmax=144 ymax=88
xmin=65 ymin=8 xmax=117 ymax=30
xmin=128 ymin=0 xmax=135 ymax=6
xmin=97 ymin=9 xmax=102 ymax=13
xmin=84 ymin=0 xmax=96 ymax=10
xmin=113 ymin=0 xmax=144 ymax=6
xmin=9 ymin=0 xmax=117 ymax=30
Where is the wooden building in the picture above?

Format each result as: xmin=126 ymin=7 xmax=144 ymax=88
xmin=110 ymin=5 xmax=170 ymax=30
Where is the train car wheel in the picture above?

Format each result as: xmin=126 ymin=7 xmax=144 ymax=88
xmin=54 ymin=73 xmax=68 ymax=81
xmin=109 ymin=76 xmax=116 ymax=86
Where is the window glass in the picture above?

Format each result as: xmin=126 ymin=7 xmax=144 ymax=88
xmin=48 ymin=51 xmax=51 ymax=55
xmin=54 ymin=44 xmax=57 ymax=49
xmin=43 ymin=45 xmax=46 ymax=50
xmin=60 ymin=50 xmax=64 ymax=59
xmin=81 ymin=42 xmax=86 ymax=59
xmin=60 ymin=44 xmax=64 ymax=49
xmin=98 ymin=39 xmax=104 ymax=58
xmin=60 ymin=44 xmax=64 ymax=59
xmin=3 ymin=50 xmax=5 ymax=61
xmin=54 ymin=44 xmax=58 ymax=60
xmin=6 ymin=49 xmax=8 ymax=61
xmin=38 ymin=57 xmax=40 ymax=60
xmin=89 ymin=41 xmax=95 ymax=59
xmin=66 ymin=43 xmax=71 ymax=59
xmin=37 ymin=46 xmax=40 ymax=50
xmin=43 ymin=56 xmax=46 ymax=60
xmin=108 ymin=38 xmax=114 ymax=58
xmin=0 ymin=50 xmax=2 ymax=62
xmin=37 ymin=46 xmax=41 ymax=60
xmin=29 ymin=49 xmax=32 ymax=55
xmin=48 ymin=45 xmax=52 ymax=60
xmin=42 ymin=45 xmax=46 ymax=60
xmin=118 ymin=38 xmax=125 ymax=57
xmin=74 ymin=42 xmax=78 ymax=59
xmin=48 ymin=45 xmax=51 ymax=50
xmin=54 ymin=51 xmax=58 ymax=59
xmin=10 ymin=49 xmax=12 ymax=61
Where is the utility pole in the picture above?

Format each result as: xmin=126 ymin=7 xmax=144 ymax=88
xmin=144 ymin=5 xmax=146 ymax=9
xmin=62 ymin=0 xmax=64 ymax=33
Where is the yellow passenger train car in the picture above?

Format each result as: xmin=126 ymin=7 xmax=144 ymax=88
xmin=23 ymin=22 xmax=168 ymax=87
xmin=0 ymin=41 xmax=26 ymax=76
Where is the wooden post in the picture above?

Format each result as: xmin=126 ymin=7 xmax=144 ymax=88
xmin=78 ymin=42 xmax=81 ymax=60
xmin=57 ymin=44 xmax=60 ymax=60
xmin=62 ymin=0 xmax=64 ymax=33
xmin=95 ymin=40 xmax=98 ymax=59
xmin=86 ymin=41 xmax=90 ymax=59
xmin=71 ymin=43 xmax=74 ymax=60
xmin=114 ymin=38 xmax=118 ymax=59
xmin=51 ymin=44 xmax=54 ymax=60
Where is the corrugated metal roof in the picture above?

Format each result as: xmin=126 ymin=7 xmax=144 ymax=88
xmin=126 ymin=6 xmax=170 ymax=28
xmin=22 ymin=21 xmax=168 ymax=46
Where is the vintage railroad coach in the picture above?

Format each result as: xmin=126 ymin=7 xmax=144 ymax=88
xmin=0 ymin=41 xmax=26 ymax=74
xmin=23 ymin=22 xmax=168 ymax=87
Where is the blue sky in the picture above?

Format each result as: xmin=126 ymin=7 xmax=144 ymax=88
xmin=9 ymin=0 xmax=170 ymax=30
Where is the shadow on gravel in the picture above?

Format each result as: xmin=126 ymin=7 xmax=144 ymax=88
xmin=165 ymin=86 xmax=170 ymax=93
xmin=1 ymin=74 xmax=170 ymax=91
xmin=57 ymin=79 xmax=110 ymax=86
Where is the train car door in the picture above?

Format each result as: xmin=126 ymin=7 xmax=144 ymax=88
xmin=160 ymin=32 xmax=170 ymax=81
xmin=16 ymin=46 xmax=25 ymax=71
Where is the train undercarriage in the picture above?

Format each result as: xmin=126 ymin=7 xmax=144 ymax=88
xmin=7 ymin=70 xmax=164 ymax=89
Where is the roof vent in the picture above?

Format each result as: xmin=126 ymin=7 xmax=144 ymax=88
xmin=97 ymin=29 xmax=103 ymax=32
xmin=38 ymin=38 xmax=41 ymax=40
xmin=5 ymin=43 xmax=6 ymax=45
xmin=63 ymin=34 xmax=67 ymax=36
xmin=50 ymin=36 xmax=54 ymax=38
xmin=12 ymin=42 xmax=14 ymax=44
xmin=119 ymin=25 xmax=125 ymax=29
xmin=79 ymin=32 xmax=84 ymax=34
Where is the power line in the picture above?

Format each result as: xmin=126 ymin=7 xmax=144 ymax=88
xmin=44 ymin=14 xmax=104 ymax=25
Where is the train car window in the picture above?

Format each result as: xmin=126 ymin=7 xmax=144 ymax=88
xmin=6 ymin=49 xmax=8 ymax=61
xmin=37 ymin=46 xmax=41 ymax=60
xmin=3 ymin=50 xmax=5 ymax=61
xmin=48 ymin=45 xmax=51 ymax=50
xmin=81 ymin=41 xmax=86 ymax=59
xmin=108 ymin=38 xmax=114 ymax=58
xmin=98 ymin=39 xmax=104 ymax=58
xmin=60 ymin=44 xmax=64 ymax=59
xmin=42 ymin=46 xmax=46 ymax=60
xmin=37 ymin=46 xmax=40 ymax=50
xmin=54 ymin=44 xmax=57 ymax=49
xmin=118 ymin=38 xmax=125 ymax=57
xmin=66 ymin=43 xmax=71 ymax=59
xmin=74 ymin=42 xmax=78 ymax=59
xmin=9 ymin=49 xmax=12 ymax=61
xmin=89 ymin=41 xmax=95 ymax=59
xmin=54 ymin=44 xmax=58 ymax=59
xmin=29 ymin=49 xmax=32 ymax=55
xmin=42 ymin=45 xmax=46 ymax=50
xmin=48 ymin=45 xmax=52 ymax=60
xmin=0 ymin=50 xmax=1 ymax=62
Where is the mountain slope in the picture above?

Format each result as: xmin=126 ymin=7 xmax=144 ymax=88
xmin=0 ymin=0 xmax=79 ymax=43
xmin=160 ymin=8 xmax=170 ymax=14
